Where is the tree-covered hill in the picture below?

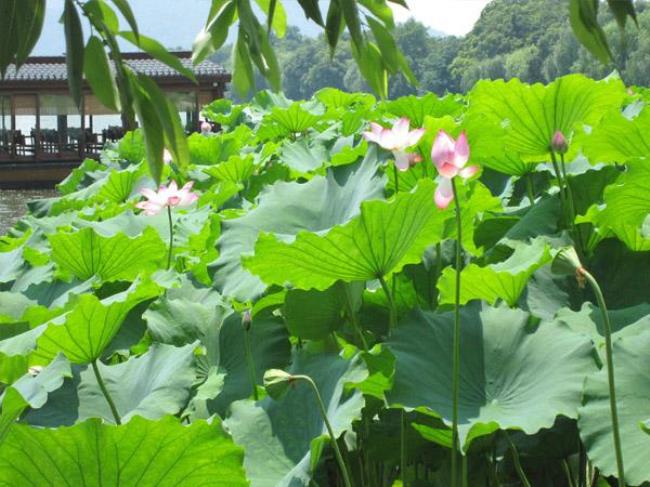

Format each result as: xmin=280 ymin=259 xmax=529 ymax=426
xmin=213 ymin=0 xmax=650 ymax=99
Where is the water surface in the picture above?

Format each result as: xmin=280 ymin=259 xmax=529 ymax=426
xmin=0 ymin=189 xmax=57 ymax=235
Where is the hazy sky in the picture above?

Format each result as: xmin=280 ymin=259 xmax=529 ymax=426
xmin=392 ymin=0 xmax=492 ymax=36
xmin=34 ymin=0 xmax=492 ymax=55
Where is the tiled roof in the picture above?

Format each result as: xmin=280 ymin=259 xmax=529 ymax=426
xmin=2 ymin=53 xmax=228 ymax=82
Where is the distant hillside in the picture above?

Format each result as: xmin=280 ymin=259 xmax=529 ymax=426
xmin=213 ymin=0 xmax=650 ymax=100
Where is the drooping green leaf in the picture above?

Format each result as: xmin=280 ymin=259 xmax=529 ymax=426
xmin=0 ymin=416 xmax=247 ymax=486
xmin=244 ymin=180 xmax=445 ymax=290
xmin=225 ymin=349 xmax=367 ymax=486
xmin=579 ymin=328 xmax=650 ymax=486
xmin=63 ymin=0 xmax=84 ymax=108
xmin=84 ymin=35 xmax=120 ymax=112
xmin=387 ymin=304 xmax=597 ymax=449
xmin=118 ymin=31 xmax=196 ymax=82
xmin=78 ymin=343 xmax=197 ymax=423
xmin=569 ymin=0 xmax=612 ymax=64
xmin=193 ymin=0 xmax=236 ymax=65
xmin=49 ymin=227 xmax=167 ymax=282
xmin=437 ymin=239 xmax=551 ymax=307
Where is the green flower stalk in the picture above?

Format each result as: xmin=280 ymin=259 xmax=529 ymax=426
xmin=552 ymin=246 xmax=626 ymax=487
xmin=91 ymin=359 xmax=121 ymax=425
xmin=136 ymin=180 xmax=199 ymax=270
xmin=242 ymin=310 xmax=259 ymax=401
xmin=431 ymin=129 xmax=479 ymax=487
xmin=264 ymin=370 xmax=354 ymax=487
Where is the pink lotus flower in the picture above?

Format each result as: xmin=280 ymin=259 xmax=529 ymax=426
xmin=136 ymin=180 xmax=198 ymax=216
xmin=363 ymin=117 xmax=425 ymax=171
xmin=431 ymin=130 xmax=479 ymax=209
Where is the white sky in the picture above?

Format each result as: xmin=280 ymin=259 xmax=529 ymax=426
xmin=392 ymin=0 xmax=493 ymax=36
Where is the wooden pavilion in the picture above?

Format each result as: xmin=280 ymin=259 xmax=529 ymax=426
xmin=0 ymin=52 xmax=230 ymax=187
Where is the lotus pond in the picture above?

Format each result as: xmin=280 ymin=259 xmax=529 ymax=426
xmin=0 ymin=75 xmax=649 ymax=487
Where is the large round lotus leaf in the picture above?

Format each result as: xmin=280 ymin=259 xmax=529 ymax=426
xmin=578 ymin=329 xmax=650 ymax=486
xmin=210 ymin=149 xmax=385 ymax=301
xmin=224 ymin=350 xmax=367 ymax=486
xmin=387 ymin=304 xmax=597 ymax=450
xmin=0 ymin=416 xmax=247 ymax=486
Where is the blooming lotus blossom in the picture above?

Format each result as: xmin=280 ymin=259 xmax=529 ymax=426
xmin=431 ymin=130 xmax=479 ymax=209
xmin=201 ymin=121 xmax=213 ymax=135
xmin=136 ymin=180 xmax=198 ymax=216
xmin=363 ymin=118 xmax=425 ymax=171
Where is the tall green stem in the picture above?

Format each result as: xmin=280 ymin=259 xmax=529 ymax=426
xmin=562 ymin=459 xmax=576 ymax=487
xmin=166 ymin=205 xmax=174 ymax=270
xmin=401 ymin=409 xmax=408 ymax=486
xmin=581 ymin=269 xmax=626 ymax=487
xmin=550 ymin=151 xmax=568 ymax=227
xmin=296 ymin=375 xmax=354 ymax=487
xmin=91 ymin=360 xmax=121 ymax=425
xmin=378 ymin=275 xmax=397 ymax=329
xmin=505 ymin=432 xmax=531 ymax=487
xmin=393 ymin=163 xmax=400 ymax=195
xmin=450 ymin=178 xmax=463 ymax=487
xmin=525 ymin=173 xmax=535 ymax=204
xmin=243 ymin=326 xmax=259 ymax=401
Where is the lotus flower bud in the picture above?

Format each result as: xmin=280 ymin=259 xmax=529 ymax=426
xmin=551 ymin=130 xmax=568 ymax=154
xmin=242 ymin=309 xmax=252 ymax=331
xmin=200 ymin=121 xmax=212 ymax=134
xmin=263 ymin=369 xmax=295 ymax=400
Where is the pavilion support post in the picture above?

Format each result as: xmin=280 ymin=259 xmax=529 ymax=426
xmin=194 ymin=90 xmax=200 ymax=132
xmin=79 ymin=95 xmax=86 ymax=158
xmin=10 ymin=95 xmax=16 ymax=158
xmin=35 ymin=93 xmax=41 ymax=159
xmin=57 ymin=115 xmax=67 ymax=157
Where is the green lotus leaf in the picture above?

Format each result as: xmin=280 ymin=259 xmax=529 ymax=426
xmin=284 ymin=282 xmax=350 ymax=340
xmin=467 ymin=74 xmax=625 ymax=160
xmin=77 ymin=343 xmax=196 ymax=423
xmin=578 ymin=329 xmax=650 ymax=486
xmin=49 ymin=226 xmax=167 ymax=282
xmin=212 ymin=150 xmax=385 ymax=300
xmin=387 ymin=304 xmax=597 ymax=450
xmin=224 ymin=349 xmax=367 ymax=487
xmin=203 ymin=154 xmax=256 ymax=183
xmin=381 ymin=93 xmax=464 ymax=127
xmin=187 ymin=130 xmax=246 ymax=165
xmin=555 ymin=302 xmax=650 ymax=354
xmin=204 ymin=312 xmax=291 ymax=417
xmin=33 ymin=280 xmax=161 ymax=364
xmin=257 ymin=102 xmax=321 ymax=141
xmin=244 ymin=180 xmax=445 ymax=291
xmin=0 ymin=248 xmax=24 ymax=285
xmin=584 ymin=106 xmax=650 ymax=164
xmin=437 ymin=239 xmax=551 ymax=306
xmin=0 ymin=416 xmax=247 ymax=486
xmin=578 ymin=160 xmax=650 ymax=251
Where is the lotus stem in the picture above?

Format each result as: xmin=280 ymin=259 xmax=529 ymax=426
xmin=450 ymin=178 xmax=463 ymax=487
xmin=243 ymin=324 xmax=259 ymax=401
xmin=505 ymin=431 xmax=531 ymax=487
xmin=294 ymin=375 xmax=354 ymax=487
xmin=166 ymin=205 xmax=174 ymax=270
xmin=550 ymin=151 xmax=569 ymax=228
xmin=562 ymin=458 xmax=576 ymax=487
xmin=91 ymin=359 xmax=121 ymax=425
xmin=393 ymin=163 xmax=400 ymax=195
xmin=580 ymin=268 xmax=626 ymax=487
xmin=401 ymin=409 xmax=407 ymax=486
xmin=378 ymin=275 xmax=397 ymax=329
xmin=526 ymin=173 xmax=535 ymax=204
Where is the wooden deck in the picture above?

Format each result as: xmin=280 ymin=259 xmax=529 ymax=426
xmin=0 ymin=159 xmax=80 ymax=188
